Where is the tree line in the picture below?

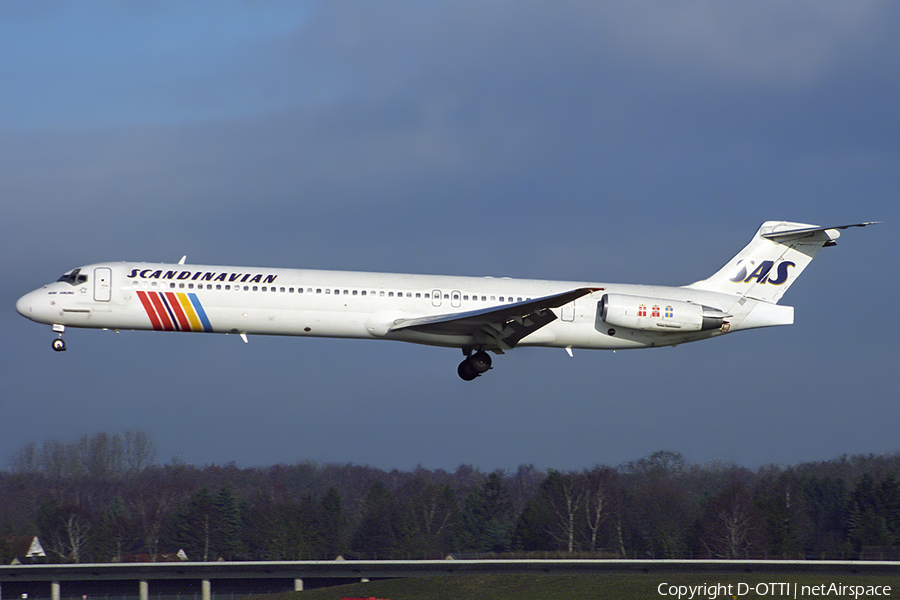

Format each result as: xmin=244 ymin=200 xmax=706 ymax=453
xmin=2 ymin=434 xmax=900 ymax=563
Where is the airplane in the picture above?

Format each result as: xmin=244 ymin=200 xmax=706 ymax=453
xmin=16 ymin=220 xmax=876 ymax=380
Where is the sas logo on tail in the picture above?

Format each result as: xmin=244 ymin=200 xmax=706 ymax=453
xmin=729 ymin=260 xmax=795 ymax=285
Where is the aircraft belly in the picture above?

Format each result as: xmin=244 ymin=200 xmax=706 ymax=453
xmin=218 ymin=309 xmax=369 ymax=338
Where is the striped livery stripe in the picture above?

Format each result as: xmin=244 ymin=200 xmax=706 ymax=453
xmin=136 ymin=291 xmax=213 ymax=332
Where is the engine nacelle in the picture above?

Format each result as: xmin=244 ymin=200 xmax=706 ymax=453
xmin=599 ymin=294 xmax=729 ymax=332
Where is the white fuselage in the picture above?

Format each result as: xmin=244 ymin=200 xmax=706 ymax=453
xmin=16 ymin=261 xmax=789 ymax=352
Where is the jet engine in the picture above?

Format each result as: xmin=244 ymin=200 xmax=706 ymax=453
xmin=599 ymin=294 xmax=729 ymax=332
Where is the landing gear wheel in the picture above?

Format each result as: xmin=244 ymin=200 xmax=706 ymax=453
xmin=457 ymin=350 xmax=492 ymax=381
xmin=52 ymin=338 xmax=67 ymax=352
xmin=457 ymin=359 xmax=478 ymax=381
xmin=469 ymin=350 xmax=492 ymax=374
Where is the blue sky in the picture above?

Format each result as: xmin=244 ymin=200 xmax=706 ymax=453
xmin=2 ymin=1 xmax=897 ymax=472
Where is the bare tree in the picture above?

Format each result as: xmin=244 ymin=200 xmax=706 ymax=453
xmin=37 ymin=500 xmax=92 ymax=563
xmin=582 ymin=466 xmax=617 ymax=552
xmin=63 ymin=510 xmax=92 ymax=563
xmin=699 ymin=474 xmax=763 ymax=558
xmin=8 ymin=441 xmax=39 ymax=473
xmin=129 ymin=467 xmax=188 ymax=560
xmin=38 ymin=440 xmax=69 ymax=479
xmin=399 ymin=475 xmax=457 ymax=557
xmin=124 ymin=431 xmax=158 ymax=472
xmin=542 ymin=471 xmax=585 ymax=553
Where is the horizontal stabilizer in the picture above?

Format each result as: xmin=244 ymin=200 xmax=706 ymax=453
xmin=761 ymin=222 xmax=879 ymax=244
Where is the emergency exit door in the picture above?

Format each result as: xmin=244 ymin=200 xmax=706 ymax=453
xmin=94 ymin=267 xmax=112 ymax=302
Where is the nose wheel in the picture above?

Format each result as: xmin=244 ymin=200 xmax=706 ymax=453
xmin=51 ymin=324 xmax=66 ymax=352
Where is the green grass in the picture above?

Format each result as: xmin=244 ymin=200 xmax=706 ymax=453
xmin=246 ymin=572 xmax=898 ymax=600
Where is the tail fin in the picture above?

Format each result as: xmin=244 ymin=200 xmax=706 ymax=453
xmin=686 ymin=221 xmax=876 ymax=304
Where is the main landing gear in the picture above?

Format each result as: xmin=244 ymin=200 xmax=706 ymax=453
xmin=457 ymin=349 xmax=492 ymax=381
xmin=51 ymin=324 xmax=66 ymax=352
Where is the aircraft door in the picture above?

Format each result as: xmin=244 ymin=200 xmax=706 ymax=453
xmin=561 ymin=300 xmax=575 ymax=322
xmin=451 ymin=291 xmax=461 ymax=308
xmin=432 ymin=289 xmax=442 ymax=307
xmin=94 ymin=267 xmax=112 ymax=302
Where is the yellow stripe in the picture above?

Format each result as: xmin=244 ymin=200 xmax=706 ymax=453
xmin=177 ymin=293 xmax=203 ymax=331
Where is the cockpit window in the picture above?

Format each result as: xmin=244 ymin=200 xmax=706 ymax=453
xmin=57 ymin=268 xmax=88 ymax=286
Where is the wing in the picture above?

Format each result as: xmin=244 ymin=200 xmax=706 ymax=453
xmin=389 ymin=287 xmax=602 ymax=352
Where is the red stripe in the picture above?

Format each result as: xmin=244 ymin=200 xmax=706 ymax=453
xmin=136 ymin=291 xmax=163 ymax=331
xmin=148 ymin=292 xmax=175 ymax=331
xmin=164 ymin=292 xmax=191 ymax=331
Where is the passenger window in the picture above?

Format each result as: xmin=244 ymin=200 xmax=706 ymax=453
xmin=361 ymin=291 xmax=366 ymax=296
xmin=352 ymin=290 xmax=358 ymax=296
xmin=415 ymin=293 xmax=421 ymax=298
xmin=388 ymin=292 xmax=394 ymax=297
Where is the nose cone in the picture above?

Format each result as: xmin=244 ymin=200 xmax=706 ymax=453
xmin=16 ymin=290 xmax=39 ymax=320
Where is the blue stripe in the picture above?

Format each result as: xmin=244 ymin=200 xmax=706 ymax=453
xmin=188 ymin=293 xmax=213 ymax=332
xmin=159 ymin=294 xmax=182 ymax=331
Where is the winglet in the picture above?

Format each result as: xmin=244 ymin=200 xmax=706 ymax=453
xmin=178 ymin=256 xmax=187 ymax=265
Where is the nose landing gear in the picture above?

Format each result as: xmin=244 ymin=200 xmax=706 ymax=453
xmin=457 ymin=349 xmax=492 ymax=381
xmin=51 ymin=324 xmax=66 ymax=352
